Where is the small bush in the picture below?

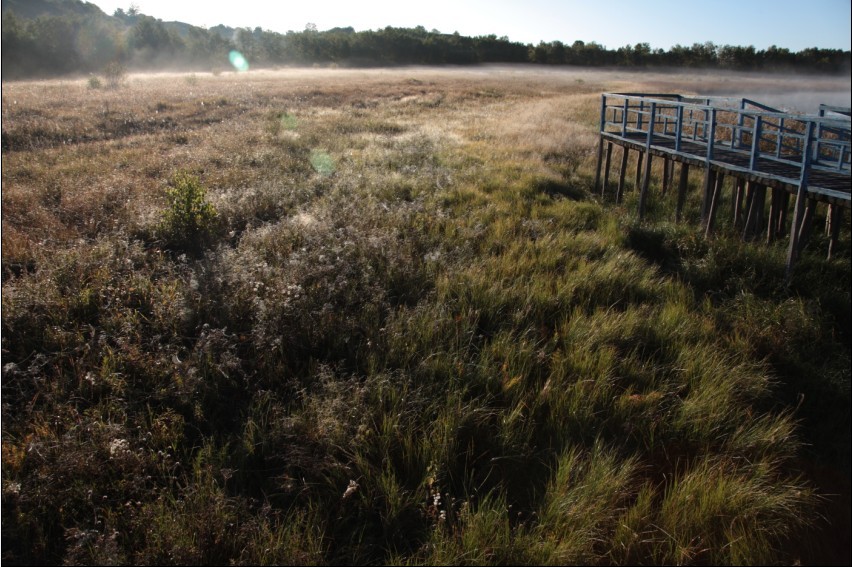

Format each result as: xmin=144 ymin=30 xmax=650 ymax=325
xmin=102 ymin=61 xmax=126 ymax=89
xmin=158 ymin=171 xmax=220 ymax=253
xmin=87 ymin=76 xmax=102 ymax=89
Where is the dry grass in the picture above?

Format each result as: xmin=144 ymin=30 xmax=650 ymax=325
xmin=2 ymin=66 xmax=849 ymax=565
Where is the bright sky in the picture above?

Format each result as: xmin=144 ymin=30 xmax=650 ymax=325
xmin=87 ymin=0 xmax=851 ymax=52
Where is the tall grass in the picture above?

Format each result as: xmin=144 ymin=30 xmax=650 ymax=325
xmin=2 ymin=68 xmax=849 ymax=565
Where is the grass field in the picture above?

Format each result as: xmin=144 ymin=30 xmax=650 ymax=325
xmin=2 ymin=65 xmax=850 ymax=565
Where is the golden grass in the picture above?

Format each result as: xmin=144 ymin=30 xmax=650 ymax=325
xmin=4 ymin=66 xmax=846 ymax=258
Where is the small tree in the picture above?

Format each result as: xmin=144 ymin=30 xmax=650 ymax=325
xmin=102 ymin=61 xmax=126 ymax=89
xmin=159 ymin=171 xmax=220 ymax=253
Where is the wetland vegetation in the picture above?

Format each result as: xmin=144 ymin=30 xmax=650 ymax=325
xmin=2 ymin=67 xmax=850 ymax=564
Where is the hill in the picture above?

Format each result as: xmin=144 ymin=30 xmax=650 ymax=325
xmin=2 ymin=0 xmax=850 ymax=79
xmin=1 ymin=0 xmax=104 ymax=20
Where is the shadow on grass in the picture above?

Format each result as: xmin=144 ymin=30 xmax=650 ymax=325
xmin=532 ymin=178 xmax=586 ymax=201
xmin=623 ymin=219 xmax=851 ymax=566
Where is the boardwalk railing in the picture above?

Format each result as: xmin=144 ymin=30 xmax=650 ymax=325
xmin=594 ymin=93 xmax=851 ymax=279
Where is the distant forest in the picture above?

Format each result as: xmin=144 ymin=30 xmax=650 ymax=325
xmin=2 ymin=0 xmax=851 ymax=79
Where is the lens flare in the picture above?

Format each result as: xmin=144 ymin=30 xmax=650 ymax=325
xmin=228 ymin=50 xmax=249 ymax=72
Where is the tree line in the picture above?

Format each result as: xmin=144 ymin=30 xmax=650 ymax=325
xmin=2 ymin=3 xmax=850 ymax=79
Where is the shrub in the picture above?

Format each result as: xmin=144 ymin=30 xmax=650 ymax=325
xmin=102 ymin=61 xmax=126 ymax=89
xmin=158 ymin=171 xmax=221 ymax=253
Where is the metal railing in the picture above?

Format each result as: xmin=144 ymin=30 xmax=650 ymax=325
xmin=599 ymin=93 xmax=851 ymax=193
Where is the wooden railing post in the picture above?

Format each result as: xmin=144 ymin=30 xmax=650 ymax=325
xmin=815 ymin=110 xmax=825 ymax=164
xmin=735 ymin=99 xmax=746 ymax=149
xmin=594 ymin=94 xmax=606 ymax=193
xmin=700 ymin=109 xmax=717 ymax=222
xmin=707 ymin=108 xmax=717 ymax=162
xmin=638 ymin=102 xmax=657 ymax=218
xmin=749 ymin=115 xmax=762 ymax=171
xmin=786 ymin=121 xmax=816 ymax=282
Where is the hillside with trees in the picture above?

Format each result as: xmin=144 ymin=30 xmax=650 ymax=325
xmin=2 ymin=0 xmax=850 ymax=79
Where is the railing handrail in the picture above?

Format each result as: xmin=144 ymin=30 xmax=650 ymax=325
xmin=602 ymin=93 xmax=852 ymax=130
xmin=598 ymin=92 xmax=852 ymax=186
xmin=819 ymin=104 xmax=852 ymax=117
xmin=609 ymin=93 xmax=779 ymax=111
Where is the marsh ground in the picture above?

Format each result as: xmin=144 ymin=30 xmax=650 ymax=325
xmin=2 ymin=65 xmax=850 ymax=565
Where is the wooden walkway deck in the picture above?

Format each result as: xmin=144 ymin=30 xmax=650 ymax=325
xmin=594 ymin=93 xmax=851 ymax=279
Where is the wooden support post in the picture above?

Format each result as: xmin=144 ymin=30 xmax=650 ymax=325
xmin=601 ymin=142 xmax=613 ymax=198
xmin=700 ymin=167 xmax=717 ymax=225
xmin=732 ymin=178 xmax=745 ymax=229
xmin=594 ymin=94 xmax=607 ymax=194
xmin=661 ymin=158 xmax=670 ymax=196
xmin=668 ymin=158 xmax=676 ymax=190
xmin=593 ymin=135 xmax=605 ymax=194
xmin=616 ymin=147 xmax=630 ymax=203
xmin=824 ymin=204 xmax=834 ymax=236
xmin=701 ymin=108 xmax=718 ymax=225
xmin=743 ymin=181 xmax=766 ymax=240
xmin=787 ymin=189 xmax=807 ymax=278
xmin=777 ymin=192 xmax=790 ymax=237
xmin=675 ymin=162 xmax=690 ymax=223
xmin=715 ymin=173 xmax=725 ymax=200
xmin=705 ymin=173 xmax=724 ymax=237
xmin=786 ymin=122 xmax=816 ymax=282
xmin=754 ymin=184 xmax=767 ymax=234
xmin=730 ymin=178 xmax=738 ymax=212
xmin=742 ymin=181 xmax=755 ymax=240
xmin=638 ymin=153 xmax=653 ymax=219
xmin=766 ymin=188 xmax=782 ymax=244
xmin=827 ymin=205 xmax=843 ymax=260
xmin=635 ymin=150 xmax=643 ymax=191
xmin=796 ymin=199 xmax=817 ymax=254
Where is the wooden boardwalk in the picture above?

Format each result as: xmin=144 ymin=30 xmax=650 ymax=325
xmin=594 ymin=93 xmax=851 ymax=279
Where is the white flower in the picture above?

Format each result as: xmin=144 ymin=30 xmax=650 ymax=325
xmin=109 ymin=438 xmax=130 ymax=457
xmin=342 ymin=479 xmax=359 ymax=500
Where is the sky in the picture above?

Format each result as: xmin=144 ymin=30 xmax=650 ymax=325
xmin=86 ymin=0 xmax=851 ymax=52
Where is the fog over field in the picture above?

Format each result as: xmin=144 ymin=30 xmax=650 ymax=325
xmin=21 ymin=64 xmax=847 ymax=111
xmin=162 ymin=65 xmax=849 ymax=109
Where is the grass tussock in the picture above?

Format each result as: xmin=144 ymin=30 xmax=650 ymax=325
xmin=2 ymin=67 xmax=849 ymax=565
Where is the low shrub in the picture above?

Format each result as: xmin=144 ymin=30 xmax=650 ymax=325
xmin=158 ymin=171 xmax=221 ymax=254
